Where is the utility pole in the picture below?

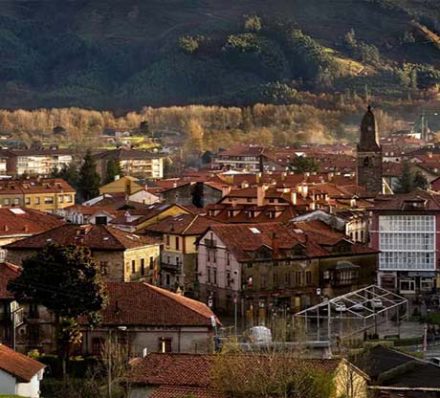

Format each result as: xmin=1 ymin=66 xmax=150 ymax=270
xmin=234 ymin=294 xmax=238 ymax=336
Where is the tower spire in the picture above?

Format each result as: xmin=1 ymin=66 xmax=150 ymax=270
xmin=358 ymin=105 xmax=380 ymax=151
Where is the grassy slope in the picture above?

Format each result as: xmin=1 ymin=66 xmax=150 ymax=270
xmin=0 ymin=0 xmax=438 ymax=109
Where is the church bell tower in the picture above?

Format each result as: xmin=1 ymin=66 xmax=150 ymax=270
xmin=356 ymin=106 xmax=382 ymax=194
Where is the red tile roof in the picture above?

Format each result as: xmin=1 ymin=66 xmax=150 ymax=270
xmin=101 ymin=282 xmax=218 ymax=327
xmin=373 ymin=190 xmax=440 ymax=211
xmin=146 ymin=214 xmax=218 ymax=236
xmin=0 ymin=262 xmax=20 ymax=300
xmin=0 ymin=344 xmax=44 ymax=382
xmin=205 ymin=221 xmax=376 ymax=261
xmin=129 ymin=352 xmax=339 ymax=389
xmin=150 ymin=386 xmax=224 ymax=398
xmin=0 ymin=178 xmax=75 ymax=195
xmin=5 ymin=224 xmax=158 ymax=251
xmin=0 ymin=207 xmax=64 ymax=237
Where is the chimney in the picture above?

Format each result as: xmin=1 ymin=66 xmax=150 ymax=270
xmin=328 ymin=172 xmax=334 ymax=181
xmin=291 ymin=191 xmax=297 ymax=205
xmin=114 ymin=175 xmax=120 ymax=181
xmin=142 ymin=348 xmax=148 ymax=358
xmin=281 ymin=172 xmax=287 ymax=181
xmin=23 ymin=225 xmax=29 ymax=233
xmin=257 ymin=185 xmax=266 ymax=207
xmin=4 ymin=225 xmax=8 ymax=232
xmin=173 ymin=181 xmax=177 ymax=188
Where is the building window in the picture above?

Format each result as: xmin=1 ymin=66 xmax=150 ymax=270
xmin=65 ymin=195 xmax=73 ymax=203
xmin=150 ymin=257 xmax=154 ymax=270
xmin=379 ymin=215 xmax=435 ymax=271
xmin=44 ymin=197 xmax=54 ymax=204
xmin=3 ymin=198 xmax=9 ymax=205
xmin=141 ymin=259 xmax=145 ymax=275
xmin=166 ymin=235 xmax=170 ymax=247
xmin=207 ymin=267 xmax=211 ymax=283
xmin=295 ymin=272 xmax=302 ymax=286
xmin=13 ymin=198 xmax=19 ymax=205
xmin=213 ymin=269 xmax=217 ymax=285
xmin=100 ymin=261 xmax=108 ymax=276
xmin=25 ymin=197 xmax=31 ymax=205
xmin=131 ymin=260 xmax=136 ymax=273
xmin=159 ymin=338 xmax=172 ymax=353
xmin=166 ymin=274 xmax=170 ymax=286
xmin=58 ymin=195 xmax=64 ymax=203
xmin=175 ymin=237 xmax=180 ymax=251
xmin=213 ymin=250 xmax=217 ymax=263
xmin=227 ymin=271 xmax=231 ymax=287
xmin=35 ymin=197 xmax=40 ymax=205
xmin=95 ymin=216 xmax=107 ymax=225
xmin=306 ymin=271 xmax=312 ymax=285
xmin=226 ymin=251 xmax=230 ymax=266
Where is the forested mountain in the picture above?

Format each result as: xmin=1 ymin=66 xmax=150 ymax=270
xmin=0 ymin=0 xmax=439 ymax=109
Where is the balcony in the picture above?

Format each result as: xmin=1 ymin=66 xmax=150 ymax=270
xmin=161 ymin=261 xmax=180 ymax=272
xmin=204 ymin=239 xmax=217 ymax=248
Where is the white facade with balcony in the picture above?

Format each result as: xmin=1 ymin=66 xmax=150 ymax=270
xmin=378 ymin=215 xmax=437 ymax=294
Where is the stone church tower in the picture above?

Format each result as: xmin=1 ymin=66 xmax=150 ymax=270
xmin=356 ymin=106 xmax=383 ymax=194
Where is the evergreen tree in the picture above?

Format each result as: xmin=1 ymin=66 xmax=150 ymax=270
xmin=104 ymin=159 xmax=122 ymax=184
xmin=59 ymin=162 xmax=79 ymax=190
xmin=8 ymin=244 xmax=107 ymax=375
xmin=288 ymin=156 xmax=319 ymax=173
xmin=396 ymin=162 xmax=428 ymax=193
xmin=396 ymin=161 xmax=413 ymax=193
xmin=78 ymin=150 xmax=101 ymax=201
xmin=414 ymin=171 xmax=428 ymax=190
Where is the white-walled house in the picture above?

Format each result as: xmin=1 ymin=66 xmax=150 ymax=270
xmin=0 ymin=343 xmax=45 ymax=397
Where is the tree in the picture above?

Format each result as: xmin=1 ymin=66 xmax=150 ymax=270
xmin=50 ymin=162 xmax=80 ymax=190
xmin=79 ymin=150 xmax=101 ymax=201
xmin=104 ymin=159 xmax=122 ymax=184
xmin=244 ymin=15 xmax=262 ymax=32
xmin=396 ymin=161 xmax=413 ymax=193
xmin=289 ymin=156 xmax=319 ymax=173
xmin=396 ymin=162 xmax=428 ymax=193
xmin=414 ymin=171 xmax=428 ymax=190
xmin=8 ymin=244 xmax=107 ymax=375
xmin=212 ymin=342 xmax=334 ymax=398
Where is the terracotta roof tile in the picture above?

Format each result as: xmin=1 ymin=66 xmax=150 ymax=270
xmin=0 ymin=178 xmax=74 ymax=195
xmin=101 ymin=282 xmax=218 ymax=327
xmin=0 ymin=344 xmax=44 ymax=382
xmin=0 ymin=208 xmax=64 ymax=237
xmin=146 ymin=214 xmax=218 ymax=236
xmin=150 ymin=386 xmax=224 ymax=398
xmin=5 ymin=224 xmax=158 ymax=251
xmin=129 ymin=352 xmax=339 ymax=388
xmin=0 ymin=262 xmax=20 ymax=300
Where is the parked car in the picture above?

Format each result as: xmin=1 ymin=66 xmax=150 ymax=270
xmin=248 ymin=326 xmax=272 ymax=344
xmin=370 ymin=298 xmax=384 ymax=309
xmin=351 ymin=302 xmax=365 ymax=311
xmin=334 ymin=302 xmax=347 ymax=312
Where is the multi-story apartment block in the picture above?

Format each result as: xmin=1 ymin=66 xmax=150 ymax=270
xmin=371 ymin=190 xmax=440 ymax=295
xmin=93 ymin=148 xmax=164 ymax=180
xmin=145 ymin=213 xmax=218 ymax=295
xmin=0 ymin=178 xmax=75 ymax=213
xmin=0 ymin=148 xmax=74 ymax=176
xmin=197 ymin=221 xmax=377 ymax=322
xmin=214 ymin=145 xmax=265 ymax=172
xmin=5 ymin=224 xmax=161 ymax=283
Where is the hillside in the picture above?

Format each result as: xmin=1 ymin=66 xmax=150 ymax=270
xmin=0 ymin=0 xmax=439 ymax=109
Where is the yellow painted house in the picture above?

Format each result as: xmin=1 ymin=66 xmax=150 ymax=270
xmin=99 ymin=176 xmax=144 ymax=195
xmin=0 ymin=178 xmax=75 ymax=213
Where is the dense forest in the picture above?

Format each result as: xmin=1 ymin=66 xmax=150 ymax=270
xmin=0 ymin=0 xmax=439 ymax=109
